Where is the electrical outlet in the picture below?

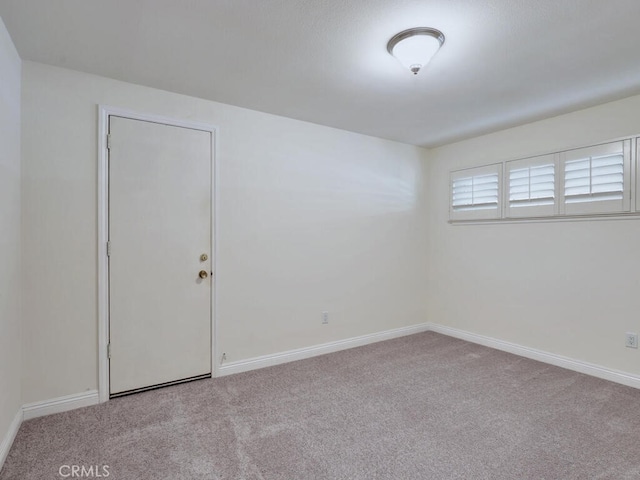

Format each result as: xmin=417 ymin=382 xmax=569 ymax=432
xmin=321 ymin=311 xmax=329 ymax=324
xmin=625 ymin=333 xmax=638 ymax=349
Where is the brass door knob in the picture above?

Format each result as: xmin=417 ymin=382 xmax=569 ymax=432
xmin=199 ymin=270 xmax=208 ymax=279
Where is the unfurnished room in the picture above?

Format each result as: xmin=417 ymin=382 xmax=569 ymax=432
xmin=1 ymin=1 xmax=640 ymax=479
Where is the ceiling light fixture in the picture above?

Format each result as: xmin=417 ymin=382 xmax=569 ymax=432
xmin=387 ymin=27 xmax=445 ymax=75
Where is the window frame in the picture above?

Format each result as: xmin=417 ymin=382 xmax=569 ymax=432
xmin=449 ymin=163 xmax=502 ymax=221
xmin=448 ymin=136 xmax=640 ymax=224
xmin=505 ymin=153 xmax=558 ymax=219
xmin=558 ymin=140 xmax=631 ymax=216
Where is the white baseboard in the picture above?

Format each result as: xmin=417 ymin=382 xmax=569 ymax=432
xmin=219 ymin=323 xmax=431 ymax=376
xmin=218 ymin=322 xmax=640 ymax=389
xmin=0 ymin=409 xmax=22 ymax=471
xmin=428 ymin=323 xmax=640 ymax=389
xmin=2 ymin=321 xmax=637 ymax=472
xmin=22 ymin=390 xmax=99 ymax=421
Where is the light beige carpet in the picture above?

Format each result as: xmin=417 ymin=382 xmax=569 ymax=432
xmin=2 ymin=332 xmax=640 ymax=479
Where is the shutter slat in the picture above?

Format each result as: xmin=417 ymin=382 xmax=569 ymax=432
xmin=592 ymin=165 xmax=623 ymax=177
xmin=531 ymin=165 xmax=555 ymax=175
xmin=510 ymin=192 xmax=530 ymax=201
xmin=566 ymin=192 xmax=623 ymax=204
xmin=592 ymin=183 xmax=623 ymax=193
xmin=473 ymin=184 xmax=499 ymax=193
xmin=455 ymin=178 xmax=473 ymax=187
xmin=565 ymin=177 xmax=591 ymax=188
xmin=592 ymin=173 xmax=623 ymax=186
xmin=530 ymin=175 xmax=554 ymax=184
xmin=531 ymin=191 xmax=555 ymax=199
xmin=510 ymin=177 xmax=530 ymax=187
xmin=510 ymin=198 xmax=554 ymax=207
xmin=510 ymin=185 xmax=529 ymax=195
xmin=473 ymin=174 xmax=498 ymax=185
xmin=592 ymin=154 xmax=623 ymax=167
xmin=565 ymin=159 xmax=590 ymax=172
xmin=510 ymin=170 xmax=529 ymax=180
xmin=564 ymin=169 xmax=590 ymax=180
xmin=565 ymin=186 xmax=591 ymax=196
xmin=530 ymin=183 xmax=554 ymax=192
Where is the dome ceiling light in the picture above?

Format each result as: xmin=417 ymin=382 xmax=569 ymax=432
xmin=387 ymin=27 xmax=445 ymax=75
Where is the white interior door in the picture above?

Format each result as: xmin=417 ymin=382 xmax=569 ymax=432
xmin=108 ymin=115 xmax=212 ymax=396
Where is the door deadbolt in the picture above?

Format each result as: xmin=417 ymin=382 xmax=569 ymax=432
xmin=200 ymin=253 xmax=208 ymax=262
xmin=199 ymin=270 xmax=208 ymax=279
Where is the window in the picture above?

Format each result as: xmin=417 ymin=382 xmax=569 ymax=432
xmin=449 ymin=137 xmax=637 ymax=223
xmin=505 ymin=154 xmax=556 ymax=218
xmin=450 ymin=164 xmax=501 ymax=220
xmin=560 ymin=140 xmax=631 ymax=215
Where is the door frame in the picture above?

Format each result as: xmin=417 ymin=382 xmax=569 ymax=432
xmin=97 ymin=105 xmax=218 ymax=403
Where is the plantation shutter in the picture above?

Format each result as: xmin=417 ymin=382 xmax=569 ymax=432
xmin=564 ymin=154 xmax=623 ymax=203
xmin=505 ymin=154 xmax=556 ymax=218
xmin=450 ymin=164 xmax=501 ymax=220
xmin=561 ymin=140 xmax=630 ymax=215
xmin=452 ymin=173 xmax=499 ymax=210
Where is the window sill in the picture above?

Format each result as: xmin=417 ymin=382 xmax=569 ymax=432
xmin=449 ymin=212 xmax=640 ymax=225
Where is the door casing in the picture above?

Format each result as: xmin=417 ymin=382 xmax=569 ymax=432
xmin=97 ymin=105 xmax=218 ymax=403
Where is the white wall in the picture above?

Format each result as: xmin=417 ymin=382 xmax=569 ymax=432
xmin=21 ymin=61 xmax=430 ymax=404
xmin=23 ymin=53 xmax=640 ymax=408
xmin=427 ymin=94 xmax=640 ymax=375
xmin=0 ymin=15 xmax=21 ymax=451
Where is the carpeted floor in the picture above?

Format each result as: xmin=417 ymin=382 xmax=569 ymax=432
xmin=2 ymin=331 xmax=640 ymax=479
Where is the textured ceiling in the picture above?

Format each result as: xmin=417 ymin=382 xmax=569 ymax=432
xmin=2 ymin=0 xmax=640 ymax=147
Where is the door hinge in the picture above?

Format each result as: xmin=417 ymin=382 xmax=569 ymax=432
xmin=107 ymin=343 xmax=111 ymax=359
xmin=106 ymin=134 xmax=112 ymax=150
xmin=106 ymin=241 xmax=111 ymax=257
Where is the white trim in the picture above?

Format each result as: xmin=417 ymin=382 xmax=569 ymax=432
xmin=0 ymin=319 xmax=635 ymax=472
xmin=0 ymin=409 xmax=22 ymax=471
xmin=212 ymin=127 xmax=221 ymax=377
xmin=219 ymin=323 xmax=431 ymax=376
xmin=97 ymin=106 xmax=109 ymax=403
xmin=22 ymin=390 xmax=100 ymax=421
xmin=428 ymin=323 xmax=640 ymax=389
xmin=450 ymin=212 xmax=640 ymax=225
xmin=219 ymin=321 xmax=640 ymax=389
xmin=99 ymin=105 xmax=217 ymax=133
xmin=97 ymin=105 xmax=218 ymax=402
